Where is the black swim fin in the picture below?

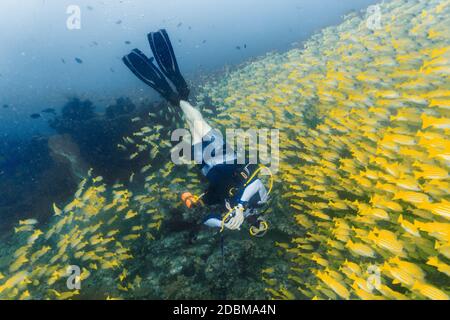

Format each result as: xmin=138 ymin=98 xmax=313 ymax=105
xmin=148 ymin=29 xmax=190 ymax=101
xmin=122 ymin=49 xmax=180 ymax=106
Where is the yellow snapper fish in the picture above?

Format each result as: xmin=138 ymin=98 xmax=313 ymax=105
xmin=417 ymin=200 xmax=450 ymax=220
xmin=345 ymin=240 xmax=376 ymax=258
xmin=411 ymin=281 xmax=449 ymax=300
xmin=421 ymin=114 xmax=450 ymax=130
xmin=27 ymin=229 xmax=44 ymax=245
xmin=398 ymin=215 xmax=420 ymax=237
xmin=393 ymin=190 xmax=431 ymax=205
xmin=413 ymin=163 xmax=448 ymax=180
xmin=377 ymin=284 xmax=409 ymax=300
xmin=367 ymin=229 xmax=406 ymax=257
xmin=19 ymin=219 xmax=38 ymax=226
xmin=414 ymin=221 xmax=450 ymax=242
xmin=49 ymin=289 xmax=80 ymax=300
xmin=426 ymin=257 xmax=450 ymax=277
xmin=315 ymin=271 xmax=350 ymax=300
xmin=0 ymin=271 xmax=28 ymax=294
xmin=14 ymin=225 xmax=34 ymax=233
xmin=53 ymin=203 xmax=63 ymax=216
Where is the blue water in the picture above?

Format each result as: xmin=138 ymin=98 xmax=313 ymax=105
xmin=0 ymin=0 xmax=379 ymax=137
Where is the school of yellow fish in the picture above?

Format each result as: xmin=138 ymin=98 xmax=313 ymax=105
xmin=1 ymin=0 xmax=449 ymax=300
xmin=0 ymin=133 xmax=184 ymax=299
xmin=197 ymin=0 xmax=450 ymax=300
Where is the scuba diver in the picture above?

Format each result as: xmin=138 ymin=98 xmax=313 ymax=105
xmin=123 ymin=29 xmax=271 ymax=236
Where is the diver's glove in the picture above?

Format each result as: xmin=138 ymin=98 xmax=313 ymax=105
xmin=224 ymin=204 xmax=245 ymax=230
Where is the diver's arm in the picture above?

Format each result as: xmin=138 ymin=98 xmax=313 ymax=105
xmin=222 ymin=180 xmax=268 ymax=231
xmin=206 ymin=180 xmax=267 ymax=231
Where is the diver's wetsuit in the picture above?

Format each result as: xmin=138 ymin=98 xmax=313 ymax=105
xmin=193 ymin=129 xmax=239 ymax=206
xmin=194 ymin=129 xmax=269 ymax=228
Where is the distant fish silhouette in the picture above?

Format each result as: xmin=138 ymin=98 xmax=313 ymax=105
xmin=92 ymin=41 xmax=99 ymax=46
xmin=110 ymin=68 xmax=115 ymax=73
xmin=30 ymin=113 xmax=41 ymax=119
xmin=244 ymin=44 xmax=247 ymax=49
xmin=125 ymin=41 xmax=131 ymax=45
xmin=177 ymin=22 xmax=183 ymax=28
xmin=188 ymin=26 xmax=192 ymax=30
xmin=116 ymin=20 xmax=122 ymax=25
xmin=75 ymin=58 xmax=83 ymax=64
xmin=236 ymin=46 xmax=241 ymax=50
xmin=61 ymin=58 xmax=66 ymax=64
xmin=3 ymin=104 xmax=8 ymax=109
xmin=202 ymin=40 xmax=207 ymax=44
xmin=87 ymin=5 xmax=94 ymax=10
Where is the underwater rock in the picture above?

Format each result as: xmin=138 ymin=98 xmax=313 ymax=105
xmin=0 ymin=136 xmax=76 ymax=234
xmin=48 ymin=98 xmax=96 ymax=136
xmin=49 ymin=97 xmax=158 ymax=183
xmin=105 ymin=97 xmax=136 ymax=118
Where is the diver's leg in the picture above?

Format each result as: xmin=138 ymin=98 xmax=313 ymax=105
xmin=179 ymin=100 xmax=212 ymax=145
xmin=240 ymin=179 xmax=268 ymax=206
